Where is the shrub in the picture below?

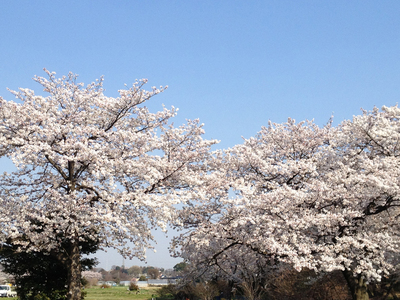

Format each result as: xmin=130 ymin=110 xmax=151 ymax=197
xmin=157 ymin=284 xmax=176 ymax=299
xmin=129 ymin=283 xmax=139 ymax=291
xmin=33 ymin=295 xmax=51 ymax=300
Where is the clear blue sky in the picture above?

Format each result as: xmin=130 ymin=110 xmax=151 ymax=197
xmin=1 ymin=1 xmax=400 ymax=270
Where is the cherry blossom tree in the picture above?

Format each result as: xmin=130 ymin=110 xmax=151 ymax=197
xmin=82 ymin=270 xmax=102 ymax=280
xmin=0 ymin=70 xmax=217 ymax=300
xmin=175 ymin=109 xmax=400 ymax=300
xmin=326 ymin=106 xmax=400 ymax=299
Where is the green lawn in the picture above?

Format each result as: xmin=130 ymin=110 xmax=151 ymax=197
xmin=85 ymin=286 xmax=160 ymax=300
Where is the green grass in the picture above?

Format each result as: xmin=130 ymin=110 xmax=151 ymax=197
xmin=85 ymin=286 xmax=160 ymax=300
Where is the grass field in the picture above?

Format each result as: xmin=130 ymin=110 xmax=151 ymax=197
xmin=85 ymin=286 xmax=161 ymax=300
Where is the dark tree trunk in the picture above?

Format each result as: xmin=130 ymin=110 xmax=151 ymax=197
xmin=67 ymin=240 xmax=82 ymax=300
xmin=343 ymin=270 xmax=369 ymax=300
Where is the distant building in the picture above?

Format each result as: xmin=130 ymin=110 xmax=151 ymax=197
xmin=136 ymin=281 xmax=148 ymax=287
xmin=148 ymin=279 xmax=178 ymax=286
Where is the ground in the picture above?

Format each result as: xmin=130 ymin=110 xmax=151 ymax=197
xmin=85 ymin=286 xmax=162 ymax=300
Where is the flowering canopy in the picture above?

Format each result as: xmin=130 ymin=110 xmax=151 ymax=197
xmin=0 ymin=70 xmax=217 ymax=299
xmin=0 ymin=70 xmax=218 ymax=255
xmin=176 ymin=108 xmax=400 ymax=286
